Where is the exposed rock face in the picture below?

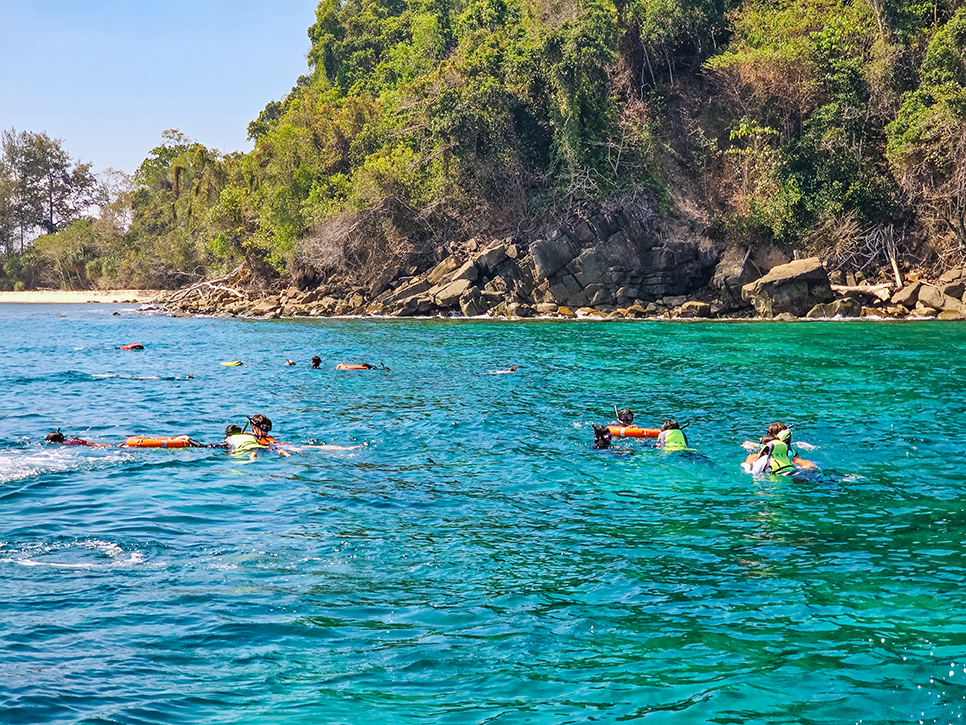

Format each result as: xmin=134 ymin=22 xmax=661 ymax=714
xmin=367 ymin=197 xmax=718 ymax=317
xmin=741 ymin=257 xmax=834 ymax=318
xmin=162 ymin=219 xmax=966 ymax=322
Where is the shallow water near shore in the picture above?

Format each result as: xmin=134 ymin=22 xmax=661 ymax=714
xmin=2 ymin=303 xmax=966 ymax=724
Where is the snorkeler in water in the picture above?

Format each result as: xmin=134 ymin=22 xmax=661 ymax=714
xmin=656 ymin=420 xmax=689 ymax=451
xmin=44 ymin=429 xmax=112 ymax=448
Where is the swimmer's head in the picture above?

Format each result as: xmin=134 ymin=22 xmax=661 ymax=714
xmin=593 ymin=425 xmax=612 ymax=449
xmin=225 ymin=424 xmax=242 ymax=437
xmin=311 ymin=356 xmax=321 ymax=368
xmin=661 ymin=419 xmax=680 ymax=431
xmin=616 ymin=408 xmax=634 ymax=425
xmin=249 ymin=414 xmax=272 ymax=433
xmin=45 ymin=429 xmax=65 ymax=443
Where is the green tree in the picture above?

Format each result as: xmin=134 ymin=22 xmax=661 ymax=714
xmin=0 ymin=129 xmax=103 ymax=249
xmin=887 ymin=5 xmax=966 ymax=248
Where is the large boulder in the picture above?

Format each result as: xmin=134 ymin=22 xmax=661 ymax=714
xmin=919 ymin=284 xmax=966 ymax=314
xmin=741 ymin=257 xmax=834 ymax=318
xmin=473 ymin=242 xmax=510 ymax=277
xmin=805 ymin=297 xmax=863 ymax=318
xmin=891 ymin=281 xmax=923 ymax=307
xmin=710 ymin=246 xmax=791 ymax=309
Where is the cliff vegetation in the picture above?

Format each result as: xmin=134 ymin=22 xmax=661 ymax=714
xmin=3 ymin=0 xmax=966 ymax=292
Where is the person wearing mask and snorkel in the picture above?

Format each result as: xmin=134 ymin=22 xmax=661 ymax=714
xmin=656 ymin=420 xmax=689 ymax=451
xmin=224 ymin=415 xmax=292 ymax=460
xmin=765 ymin=422 xmax=817 ymax=470
xmin=749 ymin=433 xmax=796 ymax=475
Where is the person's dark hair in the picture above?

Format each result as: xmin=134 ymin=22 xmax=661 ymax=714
xmin=616 ymin=408 xmax=634 ymax=425
xmin=225 ymin=424 xmax=242 ymax=437
xmin=767 ymin=422 xmax=789 ymax=437
xmin=311 ymin=356 xmax=321 ymax=369
xmin=249 ymin=414 xmax=272 ymax=432
xmin=661 ymin=419 xmax=680 ymax=431
xmin=45 ymin=429 xmax=65 ymax=443
xmin=593 ymin=425 xmax=612 ymax=449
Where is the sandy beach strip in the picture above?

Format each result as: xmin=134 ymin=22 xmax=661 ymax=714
xmin=0 ymin=290 xmax=168 ymax=304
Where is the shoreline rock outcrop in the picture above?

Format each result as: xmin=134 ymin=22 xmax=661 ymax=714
xmin=161 ymin=202 xmax=966 ymax=323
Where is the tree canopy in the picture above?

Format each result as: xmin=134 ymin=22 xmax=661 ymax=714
xmin=5 ymin=0 xmax=966 ymax=290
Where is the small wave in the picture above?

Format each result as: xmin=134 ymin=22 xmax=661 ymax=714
xmin=0 ymin=538 xmax=147 ymax=569
xmin=0 ymin=447 xmax=132 ymax=485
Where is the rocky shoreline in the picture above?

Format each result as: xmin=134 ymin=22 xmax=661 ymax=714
xmin=161 ymin=198 xmax=966 ymax=322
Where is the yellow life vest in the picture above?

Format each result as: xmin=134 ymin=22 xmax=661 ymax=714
xmin=765 ymin=440 xmax=795 ymax=474
xmin=659 ymin=428 xmax=688 ymax=451
xmin=227 ymin=433 xmax=267 ymax=453
xmin=777 ymin=429 xmax=799 ymax=459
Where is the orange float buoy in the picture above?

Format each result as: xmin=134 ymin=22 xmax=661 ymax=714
xmin=120 ymin=343 xmax=144 ymax=350
xmin=125 ymin=435 xmax=195 ymax=449
xmin=606 ymin=425 xmax=660 ymax=438
xmin=336 ymin=364 xmax=375 ymax=370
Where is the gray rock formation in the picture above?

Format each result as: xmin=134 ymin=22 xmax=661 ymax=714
xmin=805 ymin=297 xmax=863 ymax=318
xmin=741 ymin=257 xmax=834 ymax=318
xmin=370 ymin=197 xmax=718 ymax=317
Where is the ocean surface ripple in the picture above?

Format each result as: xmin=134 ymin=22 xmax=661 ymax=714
xmin=2 ymin=304 xmax=965 ymax=724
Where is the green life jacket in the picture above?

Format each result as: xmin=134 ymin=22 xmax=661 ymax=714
xmin=660 ymin=428 xmax=687 ymax=451
xmin=765 ymin=440 xmax=795 ymax=474
xmin=227 ymin=433 xmax=267 ymax=453
xmin=777 ymin=429 xmax=799 ymax=459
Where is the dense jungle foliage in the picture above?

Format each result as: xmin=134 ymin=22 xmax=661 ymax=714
xmin=3 ymin=0 xmax=966 ymax=290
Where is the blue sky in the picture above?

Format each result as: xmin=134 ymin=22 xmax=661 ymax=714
xmin=1 ymin=0 xmax=319 ymax=175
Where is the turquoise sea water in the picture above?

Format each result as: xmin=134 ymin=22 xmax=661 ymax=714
xmin=3 ymin=304 xmax=966 ymax=724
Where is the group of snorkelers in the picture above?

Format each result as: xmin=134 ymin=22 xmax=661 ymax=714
xmin=592 ymin=409 xmax=814 ymax=475
xmin=592 ymin=408 xmax=689 ymax=451
xmin=44 ymin=413 xmax=356 ymax=460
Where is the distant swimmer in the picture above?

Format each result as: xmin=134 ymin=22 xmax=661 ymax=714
xmin=656 ymin=420 xmax=689 ymax=451
xmin=487 ymin=365 xmax=517 ymax=374
xmin=285 ymin=359 xmax=296 ymax=366
xmin=45 ymin=429 xmax=112 ymax=448
xmin=311 ymin=356 xmax=321 ymax=369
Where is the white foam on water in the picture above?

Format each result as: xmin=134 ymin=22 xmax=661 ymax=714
xmin=0 ymin=447 xmax=133 ymax=485
xmin=0 ymin=538 xmax=148 ymax=570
